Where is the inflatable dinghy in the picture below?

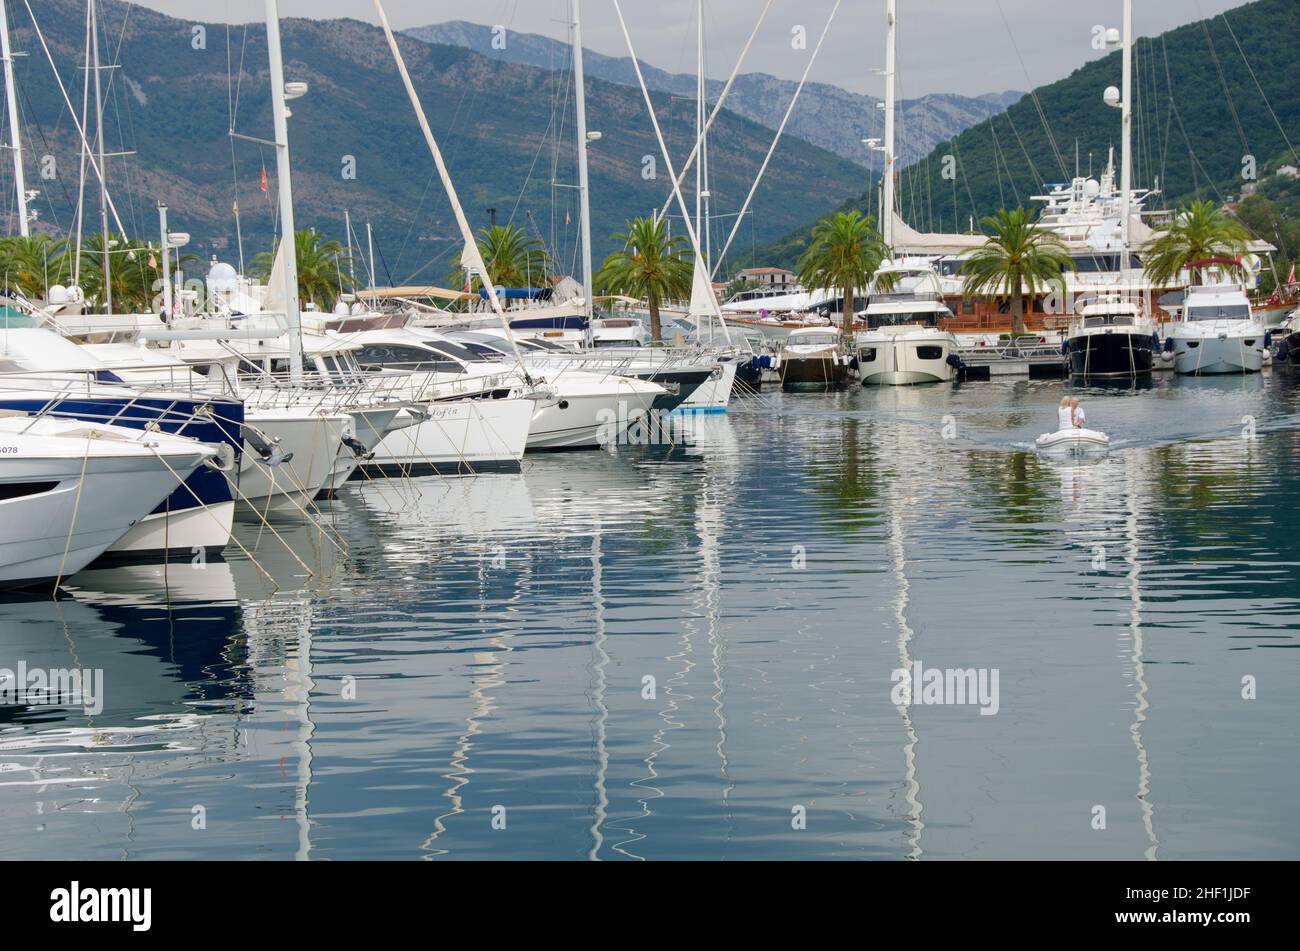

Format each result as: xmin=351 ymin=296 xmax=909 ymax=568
xmin=1035 ymin=427 xmax=1110 ymax=455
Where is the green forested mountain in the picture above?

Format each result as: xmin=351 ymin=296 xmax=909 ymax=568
xmin=754 ymin=0 xmax=1300 ymax=278
xmin=0 ymin=0 xmax=870 ymax=284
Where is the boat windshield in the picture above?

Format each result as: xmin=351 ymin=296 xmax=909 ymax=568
xmin=1186 ymin=305 xmax=1251 ymax=321
xmin=790 ymin=334 xmax=839 ymax=348
xmin=872 ymin=312 xmax=939 ymax=327
xmin=1082 ymin=313 xmax=1135 ymax=327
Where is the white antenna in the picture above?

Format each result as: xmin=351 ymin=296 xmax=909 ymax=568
xmin=0 ymin=0 xmax=29 ymax=236
xmin=264 ymin=0 xmax=304 ymax=382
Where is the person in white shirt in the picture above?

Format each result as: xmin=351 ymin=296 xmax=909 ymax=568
xmin=1057 ymin=397 xmax=1073 ymax=432
xmin=1070 ymin=397 xmax=1086 ymax=429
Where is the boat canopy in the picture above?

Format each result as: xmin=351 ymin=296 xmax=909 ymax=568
xmin=478 ymin=287 xmax=555 ymax=302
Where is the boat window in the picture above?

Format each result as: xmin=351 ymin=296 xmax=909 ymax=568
xmin=525 ymin=338 xmax=567 ymax=351
xmin=873 ymin=312 xmax=938 ymax=327
xmin=1186 ymin=305 xmax=1251 ymax=321
xmin=916 ymin=345 xmax=944 ymax=360
xmin=458 ymin=341 xmax=508 ymax=359
xmin=0 ymin=480 xmax=59 ymax=501
xmin=424 ymin=341 xmax=486 ymax=363
xmin=354 ymin=344 xmax=461 ymax=373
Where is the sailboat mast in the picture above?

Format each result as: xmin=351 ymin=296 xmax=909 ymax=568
xmin=1119 ymin=0 xmax=1133 ymax=257
xmin=89 ymin=0 xmax=111 ymax=311
xmin=882 ymin=0 xmax=897 ymax=249
xmin=697 ymin=1 xmax=712 ymax=275
xmin=264 ymin=0 xmax=304 ymax=381
xmin=571 ymin=0 xmax=594 ymax=319
xmin=0 ymin=0 xmax=29 ymax=237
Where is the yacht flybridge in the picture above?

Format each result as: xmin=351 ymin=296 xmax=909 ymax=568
xmin=856 ymin=262 xmax=960 ymax=385
xmin=1064 ymin=296 xmax=1157 ymax=378
xmin=1163 ymin=284 xmax=1267 ymax=375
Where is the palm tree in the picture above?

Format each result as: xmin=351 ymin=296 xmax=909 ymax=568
xmin=464 ymin=224 xmax=554 ymax=291
xmin=595 ymin=216 xmax=692 ymax=344
xmin=1143 ymin=200 xmax=1252 ymax=287
xmin=253 ymin=228 xmax=355 ymax=310
xmin=0 ymin=234 xmax=72 ymax=299
xmin=795 ymin=210 xmax=891 ymax=341
xmin=75 ymin=233 xmax=192 ymax=313
xmin=960 ymin=207 xmax=1073 ymax=337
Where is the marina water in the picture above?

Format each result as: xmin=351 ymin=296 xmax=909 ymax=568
xmin=2 ymin=375 xmax=1298 ymax=860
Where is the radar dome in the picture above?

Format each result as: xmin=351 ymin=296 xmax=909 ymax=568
xmin=207 ymin=261 xmax=239 ymax=293
xmin=48 ymin=284 xmax=68 ymax=303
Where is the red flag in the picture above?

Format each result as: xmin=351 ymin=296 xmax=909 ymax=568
xmin=260 ymin=166 xmax=268 ymax=192
xmin=1287 ymin=263 xmax=1297 ymax=287
xmin=147 ymin=253 xmax=157 ymax=269
xmin=565 ymin=208 xmax=571 ymax=226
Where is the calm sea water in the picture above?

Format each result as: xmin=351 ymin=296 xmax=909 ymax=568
xmin=3 ymin=371 xmax=1299 ymax=860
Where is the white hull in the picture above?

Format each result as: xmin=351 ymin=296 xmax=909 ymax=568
xmin=368 ymin=398 xmax=533 ymax=473
xmin=1169 ymin=327 xmax=1265 ymax=375
xmin=322 ymin=405 xmax=405 ymax=493
xmin=858 ymin=330 xmax=957 ymax=385
xmin=1036 ymin=427 xmax=1110 ymax=455
xmin=105 ymin=500 xmax=236 ymax=557
xmin=676 ymin=362 xmax=736 ymax=412
xmin=1 ymin=420 xmax=212 ymax=587
xmin=237 ymin=411 xmax=351 ymax=510
xmin=528 ymin=382 xmax=662 ymax=449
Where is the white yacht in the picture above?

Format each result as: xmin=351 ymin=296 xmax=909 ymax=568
xmin=0 ymin=416 xmax=216 ymax=588
xmin=856 ymin=263 xmax=960 ymax=385
xmin=1164 ymin=284 xmax=1266 ymax=375
xmin=343 ymin=327 xmax=663 ymax=452
xmin=1064 ymin=296 xmax=1157 ymax=378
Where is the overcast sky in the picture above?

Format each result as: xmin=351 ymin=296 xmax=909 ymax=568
xmin=133 ymin=0 xmax=1246 ymax=97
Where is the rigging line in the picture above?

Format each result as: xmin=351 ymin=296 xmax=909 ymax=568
xmin=504 ymin=82 xmax=560 ymax=233
xmin=1219 ymin=9 xmax=1300 ymax=167
xmin=947 ymin=134 xmax=980 ymax=227
xmin=21 ymin=0 xmax=131 ymax=237
xmin=1162 ymin=41 xmax=1223 ymax=203
xmin=1197 ymin=16 xmax=1248 ymax=155
xmin=992 ymin=0 xmax=1068 ymax=181
xmin=995 ymin=97 xmax=1045 ymax=199
xmin=1157 ymin=36 xmax=1175 ymax=190
xmin=710 ymin=0 xmax=841 ymax=280
xmin=13 ymin=81 xmax=73 ymax=228
xmin=232 ymin=23 xmax=249 ymax=127
xmin=654 ymin=0 xmax=776 ymax=224
xmin=989 ymin=121 xmax=1006 ymax=209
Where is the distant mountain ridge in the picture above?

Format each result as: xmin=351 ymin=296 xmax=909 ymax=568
xmin=406 ymin=20 xmax=1022 ymax=170
xmin=3 ymin=0 xmax=876 ymax=281
xmin=752 ymin=0 xmax=1300 ymax=269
